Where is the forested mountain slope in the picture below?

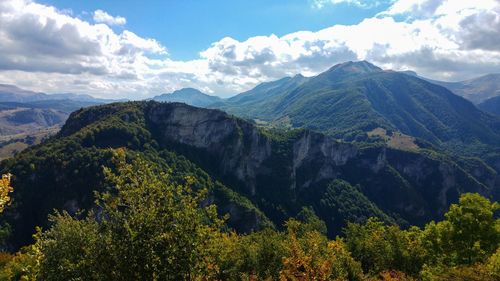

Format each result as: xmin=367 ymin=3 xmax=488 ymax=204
xmin=1 ymin=101 xmax=497 ymax=249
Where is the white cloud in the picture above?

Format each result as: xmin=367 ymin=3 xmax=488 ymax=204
xmin=93 ymin=9 xmax=126 ymax=26
xmin=198 ymin=0 xmax=500 ymax=83
xmin=311 ymin=0 xmax=386 ymax=9
xmin=0 ymin=0 xmax=499 ymax=99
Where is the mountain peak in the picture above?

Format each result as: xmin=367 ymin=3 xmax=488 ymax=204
xmin=327 ymin=60 xmax=382 ymax=74
xmin=172 ymin=87 xmax=203 ymax=94
xmin=313 ymin=61 xmax=383 ymax=83
xmin=153 ymin=87 xmax=221 ymax=107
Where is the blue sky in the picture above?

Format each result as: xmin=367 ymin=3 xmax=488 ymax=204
xmin=39 ymin=0 xmax=391 ymax=61
xmin=0 ymin=0 xmax=499 ymax=98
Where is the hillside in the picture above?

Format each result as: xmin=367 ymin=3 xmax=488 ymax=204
xmin=0 ymin=107 xmax=66 ymax=136
xmin=0 ymin=99 xmax=108 ymax=159
xmin=0 ymin=101 xmax=497 ymax=249
xmin=217 ymin=74 xmax=309 ymax=116
xmin=479 ymin=96 xmax=500 ymax=117
xmin=0 ymin=128 xmax=58 ymax=160
xmin=219 ymin=61 xmax=500 ymax=162
xmin=152 ymin=88 xmax=222 ymax=107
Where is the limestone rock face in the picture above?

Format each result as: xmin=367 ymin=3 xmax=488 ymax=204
xmin=144 ymin=102 xmax=498 ymax=227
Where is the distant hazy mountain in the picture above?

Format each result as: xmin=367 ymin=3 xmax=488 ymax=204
xmin=0 ymin=84 xmax=48 ymax=102
xmin=0 ymin=84 xmax=124 ymax=104
xmin=152 ymin=88 xmax=222 ymax=107
xmin=414 ymin=74 xmax=500 ymax=104
xmin=0 ymin=84 xmax=119 ymax=137
xmin=0 ymin=100 xmax=101 ymax=114
xmin=0 ymin=107 xmax=66 ymax=136
xmin=220 ymin=61 xmax=500 ymax=153
xmin=478 ymin=96 xmax=500 ymax=117
xmin=48 ymin=93 xmax=126 ymax=103
xmin=0 ymin=85 xmax=123 ymax=159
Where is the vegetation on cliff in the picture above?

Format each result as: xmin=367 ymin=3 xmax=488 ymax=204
xmin=0 ymin=150 xmax=498 ymax=280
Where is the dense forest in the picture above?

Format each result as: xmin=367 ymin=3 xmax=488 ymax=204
xmin=0 ymin=149 xmax=498 ymax=280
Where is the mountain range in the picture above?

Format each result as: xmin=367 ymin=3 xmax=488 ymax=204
xmin=152 ymin=62 xmax=499 ymax=169
xmin=1 ymin=61 xmax=500 ymax=251
xmin=0 ymin=85 xmax=126 ymax=159
xmin=0 ymin=84 xmax=124 ymax=104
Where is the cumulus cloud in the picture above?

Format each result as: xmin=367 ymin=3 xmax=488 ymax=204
xmin=311 ymin=0 xmax=386 ymax=9
xmin=0 ymin=0 xmax=499 ymax=98
xmin=93 ymin=9 xmax=126 ymax=26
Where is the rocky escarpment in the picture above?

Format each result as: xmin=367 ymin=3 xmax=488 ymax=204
xmin=2 ymin=101 xmax=498 ymax=249
xmin=146 ymin=103 xmax=272 ymax=196
xmin=145 ymin=102 xmax=497 ymax=229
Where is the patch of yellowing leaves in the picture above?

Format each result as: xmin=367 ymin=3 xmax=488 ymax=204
xmin=0 ymin=173 xmax=13 ymax=213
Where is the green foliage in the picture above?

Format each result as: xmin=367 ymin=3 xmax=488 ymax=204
xmin=345 ymin=218 xmax=426 ymax=275
xmin=208 ymin=229 xmax=287 ymax=280
xmin=36 ymin=149 xmax=224 ymax=280
xmin=0 ymin=230 xmax=42 ymax=281
xmin=0 ymin=154 xmax=499 ymax=280
xmin=345 ymin=193 xmax=500 ymax=278
xmin=422 ymin=193 xmax=500 ymax=266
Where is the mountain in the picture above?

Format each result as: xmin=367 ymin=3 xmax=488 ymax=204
xmin=420 ymin=74 xmax=500 ymax=104
xmin=220 ymin=61 xmax=500 ymax=161
xmin=0 ymin=107 xmax=66 ymax=135
xmin=478 ymin=96 xmax=500 ymax=117
xmin=0 ymin=84 xmax=48 ymax=103
xmin=217 ymin=74 xmax=309 ymax=118
xmin=1 ymin=101 xmax=497 ymax=249
xmin=48 ymin=93 xmax=126 ymax=103
xmin=227 ymin=74 xmax=309 ymax=104
xmin=152 ymin=88 xmax=222 ymax=107
xmin=0 ymin=84 xmax=124 ymax=104
xmin=0 ymin=103 xmax=70 ymax=159
xmin=0 ymin=86 xmax=121 ymax=159
xmin=0 ymin=99 xmax=101 ymax=114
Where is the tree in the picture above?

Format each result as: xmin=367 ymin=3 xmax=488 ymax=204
xmin=344 ymin=218 xmax=426 ymax=275
xmin=0 ymin=229 xmax=42 ymax=281
xmin=444 ymin=193 xmax=500 ymax=264
xmin=422 ymin=193 xmax=500 ymax=266
xmin=280 ymin=219 xmax=363 ymax=281
xmin=36 ymin=148 xmax=224 ymax=280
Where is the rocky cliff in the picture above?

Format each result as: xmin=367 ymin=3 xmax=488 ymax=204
xmin=1 ymin=101 xmax=498 ymax=248
xmin=144 ymin=103 xmax=497 ymax=228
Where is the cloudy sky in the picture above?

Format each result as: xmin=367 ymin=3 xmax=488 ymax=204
xmin=0 ymin=0 xmax=499 ymax=99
